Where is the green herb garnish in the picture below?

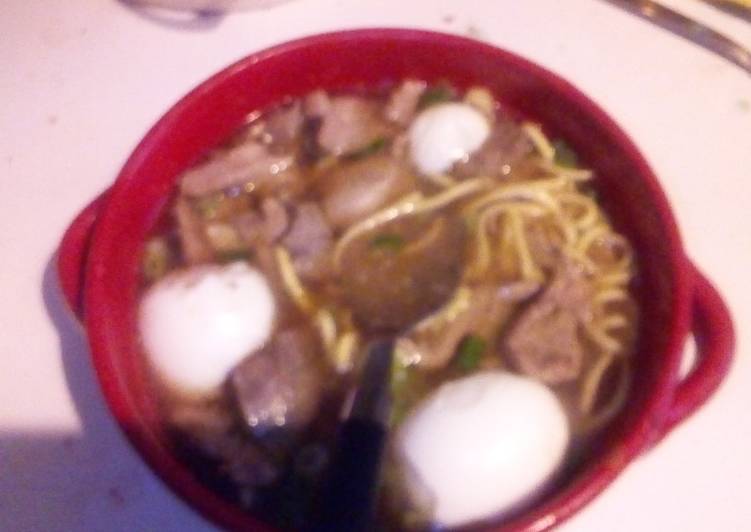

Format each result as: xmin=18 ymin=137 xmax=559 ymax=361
xmin=346 ymin=137 xmax=388 ymax=160
xmin=456 ymin=334 xmax=487 ymax=371
xmin=370 ymin=233 xmax=404 ymax=251
xmin=552 ymin=139 xmax=579 ymax=168
xmin=417 ymin=84 xmax=456 ymax=110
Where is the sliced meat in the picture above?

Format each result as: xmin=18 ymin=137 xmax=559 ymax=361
xmin=180 ymin=142 xmax=301 ymax=198
xmin=319 ymin=154 xmax=415 ymax=229
xmin=307 ymin=93 xmax=392 ymax=156
xmin=231 ymin=197 xmax=290 ymax=247
xmin=169 ymin=401 xmax=280 ymax=487
xmin=174 ymin=197 xmax=213 ymax=264
xmin=453 ymin=114 xmax=533 ymax=179
xmin=389 ymin=132 xmax=410 ymax=159
xmin=303 ymin=89 xmax=331 ymax=117
xmin=384 ymin=79 xmax=427 ymax=126
xmin=506 ymin=301 xmax=583 ymax=384
xmin=525 ymin=219 xmax=565 ymax=271
xmin=230 ymin=328 xmax=323 ymax=436
xmin=506 ymin=263 xmax=592 ymax=383
xmin=398 ymin=281 xmax=540 ymax=370
xmin=232 ymin=210 xmax=264 ymax=245
xmin=282 ymin=202 xmax=333 ymax=281
xmin=261 ymin=197 xmax=290 ymax=241
xmin=264 ymin=101 xmax=304 ymax=146
xmin=544 ymin=261 xmax=593 ymax=319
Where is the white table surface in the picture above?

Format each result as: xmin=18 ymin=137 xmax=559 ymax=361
xmin=1 ymin=1 xmax=749 ymax=530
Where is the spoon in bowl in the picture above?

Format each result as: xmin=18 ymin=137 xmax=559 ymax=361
xmin=308 ymin=340 xmax=395 ymax=532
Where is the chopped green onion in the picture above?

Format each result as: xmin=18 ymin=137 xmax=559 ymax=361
xmin=346 ymin=137 xmax=388 ymax=160
xmin=370 ymin=233 xmax=404 ymax=251
xmin=417 ymin=85 xmax=456 ymax=110
xmin=552 ymin=139 xmax=579 ymax=168
xmin=456 ymin=334 xmax=487 ymax=371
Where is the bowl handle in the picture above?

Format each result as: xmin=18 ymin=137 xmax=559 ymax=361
xmin=653 ymin=262 xmax=735 ymax=442
xmin=56 ymin=190 xmax=111 ymax=321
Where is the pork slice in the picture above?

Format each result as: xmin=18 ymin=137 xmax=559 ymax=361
xmin=230 ymin=329 xmax=323 ymax=436
xmin=314 ymin=95 xmax=392 ymax=156
xmin=169 ymin=402 xmax=280 ymax=487
xmin=525 ymin=222 xmax=563 ymax=271
xmin=545 ymin=261 xmax=593 ymax=320
xmin=303 ymin=90 xmax=331 ymax=118
xmin=282 ymin=202 xmax=333 ymax=281
xmin=264 ymin=101 xmax=304 ymax=146
xmin=180 ymin=142 xmax=300 ymax=198
xmin=453 ymin=114 xmax=533 ymax=179
xmin=399 ymin=281 xmax=540 ymax=370
xmin=319 ymin=154 xmax=415 ymax=229
xmin=232 ymin=197 xmax=290 ymax=247
xmin=506 ymin=302 xmax=583 ymax=384
xmin=261 ymin=197 xmax=290 ymax=241
xmin=506 ymin=263 xmax=592 ymax=383
xmin=384 ymin=79 xmax=427 ymax=126
xmin=174 ymin=197 xmax=213 ymax=264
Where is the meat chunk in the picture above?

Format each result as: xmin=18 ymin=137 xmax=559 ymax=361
xmin=525 ymin=220 xmax=566 ymax=271
xmin=282 ymin=202 xmax=334 ymax=281
xmin=339 ymin=217 xmax=466 ymax=332
xmin=384 ymin=80 xmax=427 ymax=125
xmin=303 ymin=89 xmax=331 ymax=117
xmin=545 ymin=261 xmax=593 ymax=320
xmin=180 ymin=142 xmax=301 ymax=198
xmin=174 ymin=197 xmax=213 ymax=264
xmin=453 ymin=114 xmax=533 ymax=179
xmin=230 ymin=329 xmax=323 ymax=436
xmin=260 ymin=197 xmax=290 ymax=241
xmin=232 ymin=197 xmax=290 ymax=247
xmin=305 ymin=91 xmax=392 ymax=156
xmin=319 ymin=155 xmax=415 ymax=229
xmin=264 ymin=101 xmax=304 ymax=146
xmin=169 ymin=401 xmax=280 ymax=487
xmin=398 ymin=281 xmax=540 ymax=370
xmin=506 ymin=263 xmax=592 ymax=383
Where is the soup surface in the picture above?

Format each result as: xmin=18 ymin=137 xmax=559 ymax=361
xmin=138 ymin=81 xmax=638 ymax=530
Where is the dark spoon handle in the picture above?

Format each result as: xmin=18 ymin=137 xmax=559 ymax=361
xmin=307 ymin=340 xmax=394 ymax=532
xmin=308 ymin=419 xmax=387 ymax=532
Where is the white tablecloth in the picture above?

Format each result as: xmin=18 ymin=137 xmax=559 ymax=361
xmin=2 ymin=0 xmax=749 ymax=530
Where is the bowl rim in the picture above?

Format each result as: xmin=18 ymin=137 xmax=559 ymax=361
xmin=82 ymin=28 xmax=692 ymax=532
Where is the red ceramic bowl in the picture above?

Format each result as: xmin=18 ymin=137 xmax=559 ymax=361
xmin=57 ymin=29 xmax=734 ymax=531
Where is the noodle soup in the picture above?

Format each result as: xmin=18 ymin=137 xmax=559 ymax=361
xmin=137 ymin=81 xmax=637 ymax=530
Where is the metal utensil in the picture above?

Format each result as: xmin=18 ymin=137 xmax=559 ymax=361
xmin=605 ymin=0 xmax=751 ymax=75
xmin=701 ymin=1 xmax=751 ymax=23
xmin=307 ymin=340 xmax=395 ymax=532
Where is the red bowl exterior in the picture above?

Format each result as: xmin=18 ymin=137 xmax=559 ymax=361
xmin=69 ymin=29 xmax=730 ymax=531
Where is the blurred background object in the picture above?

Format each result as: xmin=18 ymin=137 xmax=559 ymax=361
xmin=124 ymin=0 xmax=294 ymax=12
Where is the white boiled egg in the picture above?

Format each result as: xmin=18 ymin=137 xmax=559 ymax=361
xmin=409 ymin=102 xmax=490 ymax=175
xmin=139 ymin=262 xmax=275 ymax=396
xmin=396 ymin=371 xmax=569 ymax=528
